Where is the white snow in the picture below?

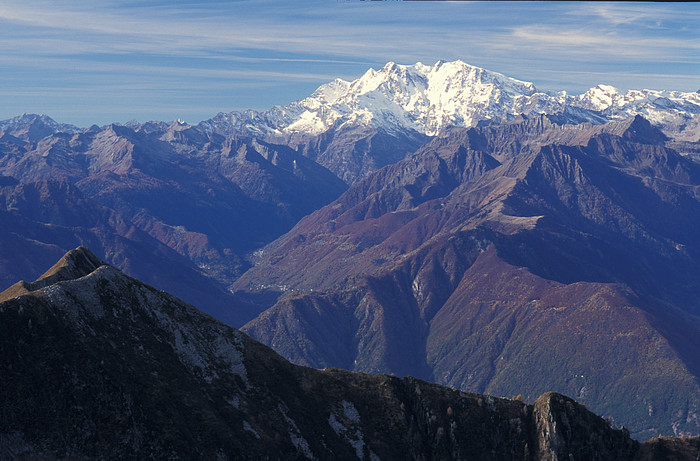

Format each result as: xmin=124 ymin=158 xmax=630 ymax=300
xmin=243 ymin=420 xmax=260 ymax=439
xmin=279 ymin=403 xmax=315 ymax=460
xmin=203 ymin=60 xmax=700 ymax=141
xmin=328 ymin=400 xmax=365 ymax=459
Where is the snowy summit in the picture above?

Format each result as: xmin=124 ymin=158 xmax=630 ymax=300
xmin=201 ymin=60 xmax=700 ymax=141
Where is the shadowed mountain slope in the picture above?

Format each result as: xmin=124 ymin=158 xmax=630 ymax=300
xmin=1 ymin=247 xmax=697 ymax=460
xmin=0 ymin=180 xmax=260 ymax=326
xmin=0 ymin=120 xmax=347 ymax=290
xmin=237 ymin=116 xmax=700 ymax=439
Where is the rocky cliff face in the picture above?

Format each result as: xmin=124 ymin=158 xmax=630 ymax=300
xmin=1 ymin=247 xmax=696 ymax=460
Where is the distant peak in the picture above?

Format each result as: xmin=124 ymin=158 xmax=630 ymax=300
xmin=436 ymin=59 xmax=469 ymax=69
xmin=0 ymin=113 xmax=83 ymax=136
xmin=202 ymin=59 xmax=699 ymax=142
xmin=624 ymin=114 xmax=668 ymax=144
xmin=596 ymin=115 xmax=667 ymax=145
xmin=595 ymin=84 xmax=619 ymax=93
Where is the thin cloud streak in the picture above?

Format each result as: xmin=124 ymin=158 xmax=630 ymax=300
xmin=1 ymin=0 xmax=697 ymax=125
xmin=1 ymin=1 xmax=689 ymax=64
xmin=510 ymin=26 xmax=700 ymax=59
xmin=1 ymin=55 xmax=345 ymax=83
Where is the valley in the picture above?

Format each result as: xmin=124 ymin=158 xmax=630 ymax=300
xmin=1 ymin=60 xmax=699 ymax=445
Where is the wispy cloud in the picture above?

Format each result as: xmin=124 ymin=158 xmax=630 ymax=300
xmin=581 ymin=3 xmax=695 ymax=27
xmin=510 ymin=25 xmax=700 ymax=60
xmin=3 ymin=1 xmax=694 ymax=65
xmin=1 ymin=0 xmax=697 ymax=125
xmin=1 ymin=54 xmax=346 ymax=83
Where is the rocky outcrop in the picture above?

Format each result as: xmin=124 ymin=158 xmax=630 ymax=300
xmin=635 ymin=436 xmax=700 ymax=461
xmin=534 ymin=392 xmax=638 ymax=460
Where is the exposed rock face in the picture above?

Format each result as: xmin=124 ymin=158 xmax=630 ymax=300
xmin=279 ymin=123 xmax=429 ymax=185
xmin=1 ymin=247 xmax=696 ymax=460
xmin=534 ymin=392 xmax=638 ymax=461
xmin=635 ymin=436 xmax=700 ymax=461
xmin=237 ymin=116 xmax=700 ymax=439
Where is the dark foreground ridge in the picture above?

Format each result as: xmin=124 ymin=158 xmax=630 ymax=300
xmin=0 ymin=247 xmax=697 ymax=460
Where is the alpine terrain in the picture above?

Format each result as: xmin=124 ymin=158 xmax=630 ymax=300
xmin=1 ymin=247 xmax=698 ymax=460
xmin=203 ymin=60 xmax=700 ymax=182
xmin=0 ymin=114 xmax=346 ymax=324
xmin=235 ymin=114 xmax=700 ymax=439
xmin=1 ymin=60 xmax=699 ymax=444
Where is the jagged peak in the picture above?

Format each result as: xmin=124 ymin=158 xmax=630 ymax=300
xmin=380 ymin=60 xmax=398 ymax=72
xmin=591 ymin=84 xmax=620 ymax=94
xmin=102 ymin=123 xmax=135 ymax=138
xmin=0 ymin=246 xmax=107 ymax=303
xmin=1 ymin=113 xmax=57 ymax=126
xmin=533 ymin=391 xmax=638 ymax=459
xmin=597 ymin=115 xmax=668 ymax=145
xmin=197 ymin=60 xmax=698 ymax=140
xmin=36 ymin=246 xmax=106 ymax=285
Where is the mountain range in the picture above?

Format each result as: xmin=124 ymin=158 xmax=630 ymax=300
xmin=201 ymin=60 xmax=700 ymax=183
xmin=1 ymin=60 xmax=699 ymax=443
xmin=0 ymin=114 xmax=346 ymax=324
xmin=235 ymin=114 xmax=700 ymax=440
xmin=202 ymin=60 xmax=700 ymax=139
xmin=1 ymin=247 xmax=698 ymax=459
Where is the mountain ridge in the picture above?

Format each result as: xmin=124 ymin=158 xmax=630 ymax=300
xmin=0 ymin=119 xmax=347 ymax=297
xmin=0 ymin=179 xmax=263 ymax=326
xmin=1 ymin=61 xmax=699 ymax=446
xmin=1 ymin=246 xmax=697 ymax=459
xmin=236 ymin=115 xmax=700 ymax=439
xmin=4 ymin=59 xmax=698 ymax=186
xmin=197 ymin=60 xmax=700 ymax=144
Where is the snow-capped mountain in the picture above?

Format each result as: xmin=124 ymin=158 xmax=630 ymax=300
xmin=201 ymin=60 xmax=700 ymax=141
xmin=287 ymin=60 xmax=543 ymax=136
xmin=574 ymin=84 xmax=700 ymax=141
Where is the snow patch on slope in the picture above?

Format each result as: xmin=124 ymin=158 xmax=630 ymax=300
xmin=279 ymin=403 xmax=315 ymax=459
xmin=328 ymin=400 xmax=366 ymax=459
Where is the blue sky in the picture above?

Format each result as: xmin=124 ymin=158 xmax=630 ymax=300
xmin=0 ymin=0 xmax=698 ymax=126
